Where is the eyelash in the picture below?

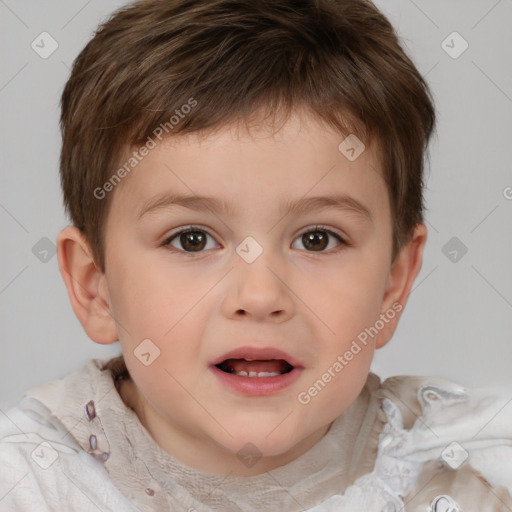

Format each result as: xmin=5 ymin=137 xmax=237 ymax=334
xmin=162 ymin=224 xmax=348 ymax=255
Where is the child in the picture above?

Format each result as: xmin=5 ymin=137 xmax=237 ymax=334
xmin=1 ymin=0 xmax=511 ymax=510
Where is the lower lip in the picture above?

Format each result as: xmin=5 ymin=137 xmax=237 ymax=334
xmin=210 ymin=365 xmax=303 ymax=396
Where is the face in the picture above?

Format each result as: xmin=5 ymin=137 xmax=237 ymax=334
xmin=102 ymin=110 xmax=396 ymax=475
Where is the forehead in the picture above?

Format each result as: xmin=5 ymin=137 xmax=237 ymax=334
xmin=110 ymin=111 xmax=389 ymax=223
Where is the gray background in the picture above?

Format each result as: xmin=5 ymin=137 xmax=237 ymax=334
xmin=1 ymin=0 xmax=511 ymax=407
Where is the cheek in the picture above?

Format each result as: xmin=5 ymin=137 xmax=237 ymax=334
xmin=108 ymin=255 xmax=215 ymax=372
xmin=108 ymin=254 xmax=209 ymax=336
xmin=296 ymin=337 xmax=374 ymax=432
xmin=296 ymin=258 xmax=387 ymax=343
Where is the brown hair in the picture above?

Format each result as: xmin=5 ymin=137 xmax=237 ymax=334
xmin=60 ymin=0 xmax=435 ymax=271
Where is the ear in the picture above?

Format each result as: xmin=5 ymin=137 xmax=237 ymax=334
xmin=375 ymin=223 xmax=427 ymax=349
xmin=57 ymin=226 xmax=118 ymax=344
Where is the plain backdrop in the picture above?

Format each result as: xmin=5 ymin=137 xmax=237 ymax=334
xmin=1 ymin=0 xmax=511 ymax=407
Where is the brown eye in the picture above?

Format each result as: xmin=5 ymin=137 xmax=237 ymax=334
xmin=166 ymin=228 xmax=218 ymax=253
xmin=302 ymin=231 xmax=328 ymax=251
xmin=292 ymin=228 xmax=344 ymax=252
xmin=180 ymin=231 xmax=206 ymax=251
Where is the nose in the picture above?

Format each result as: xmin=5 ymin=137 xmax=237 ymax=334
xmin=221 ymin=253 xmax=295 ymax=323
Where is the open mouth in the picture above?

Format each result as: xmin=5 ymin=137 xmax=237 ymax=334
xmin=215 ymin=358 xmax=294 ymax=378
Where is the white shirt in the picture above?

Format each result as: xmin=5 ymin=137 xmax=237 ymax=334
xmin=1 ymin=358 xmax=511 ymax=511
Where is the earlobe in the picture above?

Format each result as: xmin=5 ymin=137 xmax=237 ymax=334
xmin=57 ymin=226 xmax=118 ymax=344
xmin=375 ymin=223 xmax=428 ymax=349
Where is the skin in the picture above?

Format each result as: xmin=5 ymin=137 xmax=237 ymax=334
xmin=58 ymin=109 xmax=427 ymax=476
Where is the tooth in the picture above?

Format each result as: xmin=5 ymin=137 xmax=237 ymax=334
xmin=234 ymin=371 xmax=282 ymax=377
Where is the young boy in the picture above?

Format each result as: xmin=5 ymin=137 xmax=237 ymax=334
xmin=1 ymin=0 xmax=511 ymax=510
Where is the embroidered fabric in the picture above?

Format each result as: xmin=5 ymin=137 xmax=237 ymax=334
xmin=1 ymin=359 xmax=511 ymax=511
xmin=1 ymin=360 xmax=385 ymax=511
xmin=304 ymin=381 xmax=512 ymax=511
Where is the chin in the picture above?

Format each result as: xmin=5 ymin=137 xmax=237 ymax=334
xmin=220 ymin=423 xmax=307 ymax=460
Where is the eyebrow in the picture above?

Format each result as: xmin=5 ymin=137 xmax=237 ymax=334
xmin=280 ymin=195 xmax=372 ymax=222
xmin=138 ymin=193 xmax=234 ymax=220
xmin=137 ymin=192 xmax=372 ymax=222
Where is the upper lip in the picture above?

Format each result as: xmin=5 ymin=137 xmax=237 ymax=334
xmin=211 ymin=346 xmax=303 ymax=368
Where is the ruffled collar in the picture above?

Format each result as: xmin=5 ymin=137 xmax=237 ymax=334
xmin=27 ymin=358 xmax=386 ymax=511
xmin=23 ymin=359 xmax=512 ymax=511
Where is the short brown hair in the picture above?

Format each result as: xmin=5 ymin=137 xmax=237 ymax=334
xmin=60 ymin=0 xmax=435 ymax=271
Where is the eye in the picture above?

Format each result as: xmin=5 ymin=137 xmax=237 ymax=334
xmin=164 ymin=227 xmax=220 ymax=253
xmin=291 ymin=227 xmax=346 ymax=252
